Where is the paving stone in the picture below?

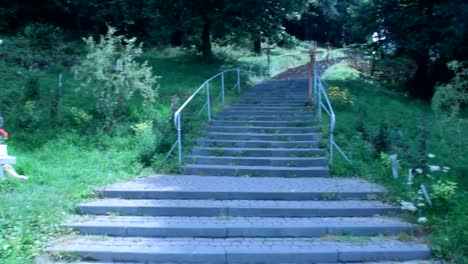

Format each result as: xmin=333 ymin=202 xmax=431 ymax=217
xmin=66 ymin=216 xmax=418 ymax=237
xmin=78 ymin=199 xmax=398 ymax=217
xmin=46 ymin=237 xmax=430 ymax=263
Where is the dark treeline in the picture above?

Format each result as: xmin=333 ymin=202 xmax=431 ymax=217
xmin=1 ymin=0 xmax=467 ymax=99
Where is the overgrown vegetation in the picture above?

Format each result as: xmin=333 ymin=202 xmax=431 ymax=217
xmin=323 ymin=54 xmax=467 ymax=263
xmin=0 ymin=27 xmax=307 ymax=262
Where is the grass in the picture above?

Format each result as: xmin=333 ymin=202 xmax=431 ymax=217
xmin=321 ymin=56 xmax=467 ymax=263
xmin=0 ymin=35 xmax=307 ymax=263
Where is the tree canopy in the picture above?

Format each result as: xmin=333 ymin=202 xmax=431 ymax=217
xmin=0 ymin=0 xmax=466 ymax=99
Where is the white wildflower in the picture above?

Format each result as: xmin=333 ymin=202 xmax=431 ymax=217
xmin=400 ymin=201 xmax=417 ymax=211
xmin=417 ymin=217 xmax=428 ymax=223
xmin=428 ymin=165 xmax=441 ymax=172
xmin=427 ymin=153 xmax=436 ymax=158
xmin=417 ymin=203 xmax=425 ymax=207
xmin=415 ymin=168 xmax=423 ymax=174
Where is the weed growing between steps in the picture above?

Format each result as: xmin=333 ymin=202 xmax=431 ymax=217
xmin=0 ymin=35 xmax=307 ymax=263
xmin=321 ymin=59 xmax=467 ymax=263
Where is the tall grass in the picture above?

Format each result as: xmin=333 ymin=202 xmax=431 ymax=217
xmin=0 ymin=37 xmax=305 ymax=263
xmin=321 ymin=59 xmax=467 ymax=263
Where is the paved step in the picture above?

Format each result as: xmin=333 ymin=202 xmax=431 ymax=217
xmin=216 ymin=115 xmax=314 ymax=121
xmin=206 ymin=125 xmax=320 ymax=134
xmin=65 ymin=216 xmax=418 ymax=237
xmin=184 ymin=164 xmax=330 ymax=177
xmin=216 ymin=111 xmax=313 ymax=117
xmin=78 ymin=199 xmax=398 ymax=217
xmin=238 ymin=97 xmax=306 ymax=106
xmin=47 ymin=236 xmax=430 ymax=263
xmin=203 ymin=132 xmax=321 ymax=141
xmin=221 ymin=108 xmax=312 ymax=114
xmin=232 ymin=103 xmax=306 ymax=107
xmin=210 ymin=120 xmax=315 ymax=127
xmin=196 ymin=139 xmax=319 ymax=148
xmin=192 ymin=147 xmax=325 ymax=157
xmin=226 ymin=106 xmax=309 ymax=111
xmin=186 ymin=156 xmax=327 ymax=167
xmin=97 ymin=175 xmax=386 ymax=200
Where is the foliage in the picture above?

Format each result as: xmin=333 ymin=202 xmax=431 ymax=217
xmin=23 ymin=22 xmax=64 ymax=51
xmin=0 ymin=37 xmax=295 ymax=263
xmin=74 ymin=27 xmax=159 ymax=130
xmin=131 ymin=121 xmax=157 ymax=166
xmin=431 ymin=180 xmax=458 ymax=201
xmin=432 ymin=61 xmax=468 ymax=119
xmin=328 ymin=86 xmax=353 ymax=110
xmin=325 ymin=56 xmax=467 ymax=262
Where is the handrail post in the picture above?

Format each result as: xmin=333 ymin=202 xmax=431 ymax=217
xmin=177 ymin=115 xmax=182 ymax=165
xmin=315 ymin=82 xmax=325 ymax=120
xmin=317 ymin=85 xmax=322 ymax=121
xmin=206 ymin=82 xmax=211 ymax=121
xmin=329 ymin=132 xmax=334 ymax=165
xmin=221 ymin=72 xmax=225 ymax=106
xmin=236 ymin=68 xmax=241 ymax=93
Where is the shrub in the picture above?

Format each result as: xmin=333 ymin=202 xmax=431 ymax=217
xmin=17 ymin=101 xmax=42 ymax=130
xmin=23 ymin=74 xmax=41 ymax=102
xmin=432 ymin=61 xmax=468 ymax=119
xmin=73 ymin=26 xmax=160 ymax=131
xmin=131 ymin=121 xmax=157 ymax=166
xmin=23 ymin=22 xmax=64 ymax=51
xmin=66 ymin=107 xmax=93 ymax=129
xmin=371 ymin=120 xmax=390 ymax=154
xmin=328 ymin=86 xmax=353 ymax=110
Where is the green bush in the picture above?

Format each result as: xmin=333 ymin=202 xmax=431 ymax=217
xmin=23 ymin=22 xmax=64 ymax=51
xmin=73 ymin=27 xmax=160 ymax=130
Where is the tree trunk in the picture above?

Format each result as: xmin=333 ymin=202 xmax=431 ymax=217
xmin=202 ymin=17 xmax=212 ymax=60
xmin=409 ymin=52 xmax=434 ymax=100
xmin=171 ymin=28 xmax=183 ymax=46
xmin=254 ymin=32 xmax=261 ymax=55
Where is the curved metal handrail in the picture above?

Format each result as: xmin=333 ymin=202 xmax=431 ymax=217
xmin=314 ymin=61 xmax=352 ymax=165
xmin=172 ymin=67 xmax=241 ymax=165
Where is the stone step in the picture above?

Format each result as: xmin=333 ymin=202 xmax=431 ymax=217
xmin=192 ymin=147 xmax=325 ymax=157
xmin=225 ymin=106 xmax=310 ymax=111
xmin=78 ymin=199 xmax=398 ymax=217
xmin=210 ymin=120 xmax=315 ymax=127
xmin=235 ymin=101 xmax=306 ymax=106
xmin=203 ymin=132 xmax=321 ymax=141
xmin=216 ymin=111 xmax=313 ymax=117
xmin=97 ymin=175 xmax=386 ymax=200
xmin=46 ymin=236 xmax=430 ymax=263
xmin=184 ymin=164 xmax=329 ymax=177
xmin=186 ymin=156 xmax=327 ymax=167
xmin=206 ymin=126 xmax=320 ymax=134
xmin=196 ymin=139 xmax=319 ymax=148
xmin=65 ymin=216 xmax=418 ymax=238
xmin=232 ymin=103 xmax=306 ymax=107
xmin=216 ymin=115 xmax=314 ymax=121
xmin=243 ymin=92 xmax=307 ymax=96
xmin=222 ymin=108 xmax=311 ymax=112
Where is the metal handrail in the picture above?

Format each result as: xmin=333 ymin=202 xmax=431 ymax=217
xmin=313 ymin=61 xmax=352 ymax=165
xmin=171 ymin=68 xmax=241 ymax=165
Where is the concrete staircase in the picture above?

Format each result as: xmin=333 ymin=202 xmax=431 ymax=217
xmin=46 ymin=79 xmax=430 ymax=263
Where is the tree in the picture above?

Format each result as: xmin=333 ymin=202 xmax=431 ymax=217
xmin=348 ymin=0 xmax=468 ymax=99
xmin=227 ymin=0 xmax=309 ymax=54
